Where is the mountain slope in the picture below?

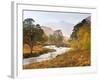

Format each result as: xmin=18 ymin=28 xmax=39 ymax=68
xmin=41 ymin=26 xmax=54 ymax=36
xmin=70 ymin=16 xmax=91 ymax=49
xmin=44 ymin=21 xmax=74 ymax=37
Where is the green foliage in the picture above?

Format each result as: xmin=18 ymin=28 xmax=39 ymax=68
xmin=48 ymin=34 xmax=63 ymax=44
xmin=56 ymin=34 xmax=63 ymax=43
xmin=23 ymin=18 xmax=48 ymax=47
xmin=48 ymin=30 xmax=64 ymax=45
xmin=49 ymin=35 xmax=56 ymax=44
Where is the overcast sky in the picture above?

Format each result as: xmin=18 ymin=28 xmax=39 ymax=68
xmin=23 ymin=10 xmax=90 ymax=37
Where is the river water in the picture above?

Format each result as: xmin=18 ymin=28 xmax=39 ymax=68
xmin=23 ymin=45 xmax=71 ymax=65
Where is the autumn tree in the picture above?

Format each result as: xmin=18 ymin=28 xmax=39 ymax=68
xmin=70 ymin=17 xmax=91 ymax=49
xmin=23 ymin=18 xmax=47 ymax=55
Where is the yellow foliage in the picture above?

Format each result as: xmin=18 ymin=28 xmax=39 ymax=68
xmin=70 ymin=23 xmax=90 ymax=50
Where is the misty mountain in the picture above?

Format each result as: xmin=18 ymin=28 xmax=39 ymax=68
xmin=41 ymin=26 xmax=54 ymax=36
xmin=44 ymin=21 xmax=74 ymax=38
xmin=53 ymin=30 xmax=63 ymax=37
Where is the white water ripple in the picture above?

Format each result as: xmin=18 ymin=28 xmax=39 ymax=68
xmin=23 ymin=45 xmax=71 ymax=65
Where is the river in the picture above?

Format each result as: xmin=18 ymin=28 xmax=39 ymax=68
xmin=23 ymin=45 xmax=71 ymax=65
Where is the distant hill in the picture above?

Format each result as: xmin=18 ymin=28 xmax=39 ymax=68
xmin=44 ymin=21 xmax=74 ymax=37
xmin=53 ymin=30 xmax=63 ymax=37
xmin=41 ymin=26 xmax=54 ymax=36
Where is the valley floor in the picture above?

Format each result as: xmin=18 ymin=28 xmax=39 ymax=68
xmin=23 ymin=49 xmax=90 ymax=69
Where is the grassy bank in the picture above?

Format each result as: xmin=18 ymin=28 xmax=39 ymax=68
xmin=23 ymin=45 xmax=56 ymax=58
xmin=23 ymin=49 xmax=90 ymax=69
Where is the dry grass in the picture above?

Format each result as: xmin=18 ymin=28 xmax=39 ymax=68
xmin=23 ymin=44 xmax=30 ymax=54
xmin=23 ymin=49 xmax=90 ymax=69
xmin=23 ymin=44 xmax=55 ymax=58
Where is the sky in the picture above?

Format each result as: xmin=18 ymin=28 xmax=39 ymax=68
xmin=23 ymin=10 xmax=90 ymax=37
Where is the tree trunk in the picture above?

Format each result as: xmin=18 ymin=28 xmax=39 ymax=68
xmin=30 ymin=34 xmax=33 ymax=56
xmin=30 ymin=40 xmax=33 ymax=56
